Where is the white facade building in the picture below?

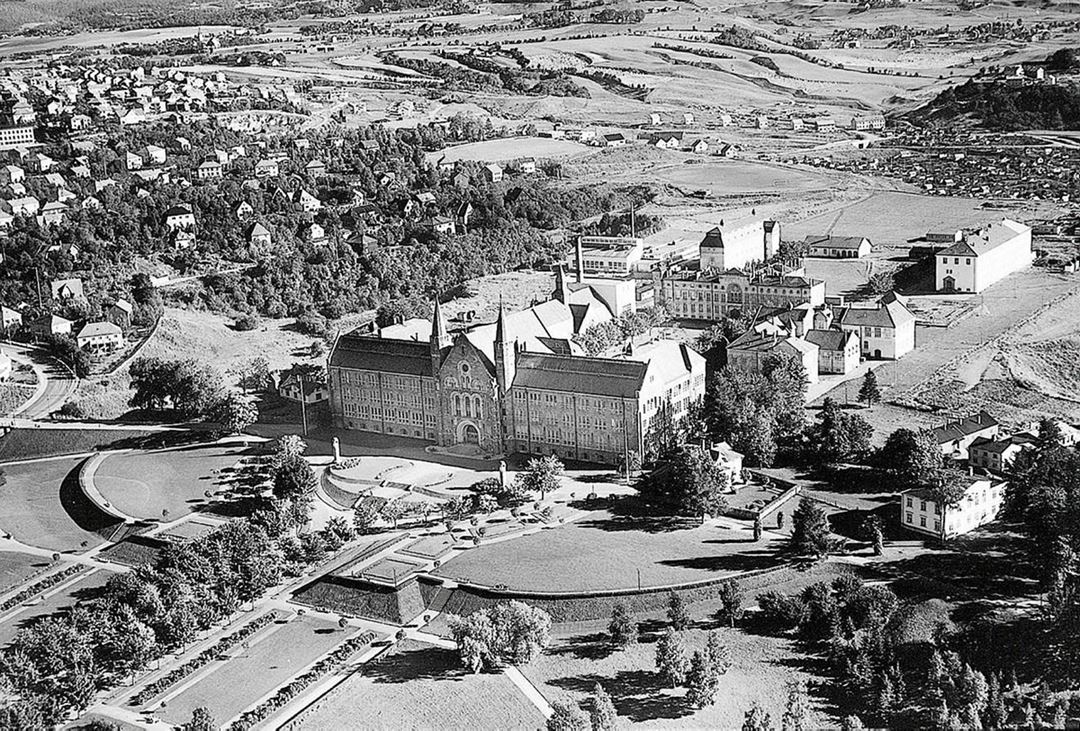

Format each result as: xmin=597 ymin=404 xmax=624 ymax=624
xmin=935 ymin=219 xmax=1033 ymax=293
xmin=901 ymin=476 xmax=1006 ymax=539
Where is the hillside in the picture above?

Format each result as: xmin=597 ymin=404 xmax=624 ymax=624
xmin=906 ymin=77 xmax=1080 ymax=130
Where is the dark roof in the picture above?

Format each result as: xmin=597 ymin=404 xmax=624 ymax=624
xmin=512 ymin=353 xmax=646 ymax=398
xmin=929 ymin=410 xmax=999 ymax=444
xmin=805 ymin=328 xmax=853 ymax=351
xmin=536 ymin=337 xmax=574 ymax=355
xmin=330 ymin=332 xmax=434 ymax=376
xmin=164 ymin=204 xmax=191 ymax=217
xmin=804 ymin=235 xmax=869 ymax=249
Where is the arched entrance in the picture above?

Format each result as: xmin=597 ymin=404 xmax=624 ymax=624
xmin=461 ymin=423 xmax=479 ymax=445
xmin=942 ymin=276 xmax=956 ymax=292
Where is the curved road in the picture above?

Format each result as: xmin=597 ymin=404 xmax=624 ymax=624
xmin=4 ymin=343 xmax=77 ymax=420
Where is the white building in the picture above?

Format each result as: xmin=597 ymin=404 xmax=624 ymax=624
xmin=575 ymin=236 xmax=644 ymax=277
xmin=164 ymin=205 xmax=195 ymax=231
xmin=901 ymin=476 xmax=1006 ymax=539
xmin=699 ymin=220 xmax=781 ymax=271
xmin=935 ymin=219 xmax=1033 ymax=293
xmin=76 ymin=321 xmax=123 ymax=354
xmin=833 ymin=292 xmax=916 ymax=360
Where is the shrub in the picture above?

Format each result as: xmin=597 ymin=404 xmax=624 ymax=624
xmin=756 ymin=590 xmax=806 ymax=630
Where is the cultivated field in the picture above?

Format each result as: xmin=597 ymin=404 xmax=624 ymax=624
xmin=295 ymin=639 xmax=545 ymax=731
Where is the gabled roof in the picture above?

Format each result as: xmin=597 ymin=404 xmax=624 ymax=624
xmin=330 ymin=332 xmax=434 ymax=376
xmin=513 ymin=353 xmax=647 ymax=398
xmin=77 ymin=321 xmax=121 ymax=339
xmin=805 ymin=328 xmax=855 ymax=351
xmin=939 ymin=219 xmax=1030 ymax=257
xmin=837 ymin=297 xmax=915 ymax=329
xmin=804 ymin=235 xmax=870 ymax=249
xmin=929 ymin=410 xmax=999 ymax=445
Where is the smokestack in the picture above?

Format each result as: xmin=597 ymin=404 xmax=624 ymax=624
xmin=575 ymin=236 xmax=584 ymax=284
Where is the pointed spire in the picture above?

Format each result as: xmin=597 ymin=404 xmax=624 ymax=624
xmin=431 ymin=295 xmax=450 ymax=349
xmin=495 ymin=295 xmax=508 ymax=345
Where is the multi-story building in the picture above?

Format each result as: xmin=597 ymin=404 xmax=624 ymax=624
xmin=328 ymin=271 xmax=705 ymax=464
xmin=935 ymin=218 xmax=1033 ymax=293
xmin=900 ymin=476 xmax=1006 ymax=539
xmin=699 ymin=220 xmax=780 ymax=271
xmin=0 ymin=92 xmax=35 ymax=151
xmin=656 ymin=267 xmax=825 ymax=321
xmin=968 ymin=435 xmax=1033 ymax=474
xmin=726 ymin=330 xmax=819 ymax=383
xmin=830 ymin=292 xmax=916 ymax=360
xmin=574 ymin=236 xmax=644 ymax=277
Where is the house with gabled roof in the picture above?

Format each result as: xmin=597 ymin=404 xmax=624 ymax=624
xmin=935 ymin=218 xmax=1033 ymax=293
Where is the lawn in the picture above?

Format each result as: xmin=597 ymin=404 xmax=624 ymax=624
xmin=0 ymin=428 xmax=166 ymax=464
xmin=0 ymin=551 xmax=49 ymax=597
xmin=0 ymin=569 xmax=114 ymax=647
xmin=521 ymin=605 xmax=839 ymax=729
xmin=434 ymin=509 xmax=785 ymax=592
xmin=356 ymin=556 xmax=425 ymax=585
xmin=93 ymin=443 xmax=256 ymax=520
xmin=0 ymin=456 xmax=108 ymax=552
xmin=294 ymin=639 xmax=545 ymax=731
xmin=159 ymin=615 xmax=346 ymax=726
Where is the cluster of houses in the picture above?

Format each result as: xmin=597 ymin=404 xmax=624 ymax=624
xmin=900 ymin=411 xmax=1078 ymax=540
xmin=2 ymin=275 xmax=131 ymax=356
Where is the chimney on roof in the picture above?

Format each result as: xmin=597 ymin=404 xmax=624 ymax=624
xmin=575 ymin=236 xmax=584 ymax=284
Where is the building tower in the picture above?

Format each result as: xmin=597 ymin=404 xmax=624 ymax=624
xmin=493 ymin=299 xmax=516 ymax=395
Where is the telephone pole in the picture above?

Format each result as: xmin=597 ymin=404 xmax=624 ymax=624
xmin=299 ymin=373 xmax=309 ymax=436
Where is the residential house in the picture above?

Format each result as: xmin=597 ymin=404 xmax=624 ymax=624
xmin=196 ymin=160 xmax=223 ymax=180
xmin=305 ymin=159 xmax=327 ymax=177
xmin=107 ymin=299 xmax=134 ymax=329
xmin=968 ymin=435 xmax=1034 ymax=474
xmin=279 ymin=369 xmax=329 ymax=404
xmin=482 ymin=163 xmax=503 ymax=183
xmin=29 ymin=314 xmax=73 ymax=339
xmin=76 ymin=321 xmax=123 ymax=354
xmin=1 ymin=305 xmax=23 ymax=333
xmin=164 ymin=205 xmax=195 ymax=231
xmin=834 ymin=293 xmax=916 ymax=360
xmin=234 ymin=201 xmax=254 ymax=220
xmin=50 ymin=277 xmax=84 ymax=301
xmin=247 ymin=221 xmax=273 ymax=247
xmin=254 ymin=159 xmax=279 ymax=178
xmin=707 ymin=441 xmax=744 ymax=487
xmin=900 ymin=476 xmax=1005 ymax=539
xmin=930 ymin=410 xmax=1000 ymax=459
xmin=144 ymin=144 xmax=166 ymax=164
xmin=727 ymin=330 xmax=819 ymax=383
xmin=805 ymin=328 xmax=860 ymax=375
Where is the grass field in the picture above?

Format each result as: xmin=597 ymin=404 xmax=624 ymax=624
xmin=434 ymin=508 xmax=784 ymax=592
xmin=0 ymin=428 xmax=165 ymax=464
xmin=0 ymin=456 xmax=106 ymax=552
xmin=524 ymin=615 xmax=836 ymax=729
xmin=295 ymin=639 xmax=545 ymax=731
xmin=0 ymin=551 xmax=49 ymax=597
xmin=160 ymin=615 xmax=346 ymax=726
xmin=0 ymin=569 xmax=113 ymax=647
xmin=93 ymin=443 xmax=255 ymax=520
xmin=427 ymin=137 xmax=590 ymax=164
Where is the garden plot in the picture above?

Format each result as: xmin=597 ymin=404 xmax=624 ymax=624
xmin=159 ymin=615 xmax=346 ymax=727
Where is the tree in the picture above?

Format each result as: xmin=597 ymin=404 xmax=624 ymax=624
xmin=718 ymin=580 xmax=744 ymax=627
xmin=515 ymin=455 xmax=564 ymax=500
xmin=211 ymin=390 xmax=258 ymax=434
xmin=877 ymin=428 xmax=942 ymax=488
xmin=654 ymin=627 xmax=689 ymax=687
xmin=181 ymin=706 xmax=216 ymax=731
xmin=805 ymin=398 xmax=873 ymax=465
xmin=608 ymin=602 xmax=636 ymax=648
xmin=272 ymin=455 xmax=317 ymax=502
xmin=858 ymin=370 xmax=881 ymax=406
xmin=353 ymin=502 xmax=380 ymax=534
xmin=590 ymin=683 xmax=618 ymax=731
xmin=667 ymin=591 xmax=690 ymax=631
xmin=781 ymin=680 xmax=810 ymax=731
xmin=448 ymin=601 xmax=552 ymax=672
xmin=638 ymin=445 xmax=729 ymax=517
xmin=236 ymin=356 xmax=270 ymax=394
xmin=704 ymin=630 xmax=731 ymax=675
xmin=791 ymin=498 xmax=832 ymax=558
xmin=685 ymin=649 xmax=720 ymax=709
xmin=548 ymin=701 xmax=590 ymax=731
xmin=743 ymin=703 xmax=774 ymax=731
xmin=839 ymin=716 xmax=865 ymax=731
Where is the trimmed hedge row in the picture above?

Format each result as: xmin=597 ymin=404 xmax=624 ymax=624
xmin=0 ymin=564 xmax=85 ymax=613
xmin=229 ymin=629 xmax=379 ymax=730
xmin=131 ymin=611 xmax=279 ymax=706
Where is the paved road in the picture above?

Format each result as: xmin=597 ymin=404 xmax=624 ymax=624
xmin=3 ymin=343 xmax=76 ymax=420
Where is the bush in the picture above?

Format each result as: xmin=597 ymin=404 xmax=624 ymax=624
xmin=756 ymin=590 xmax=806 ymax=630
xmin=234 ymin=313 xmax=259 ymax=331
xmin=58 ymin=401 xmax=87 ymax=419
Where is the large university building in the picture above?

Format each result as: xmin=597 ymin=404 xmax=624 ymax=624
xmin=328 ymin=270 xmax=705 ymax=464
